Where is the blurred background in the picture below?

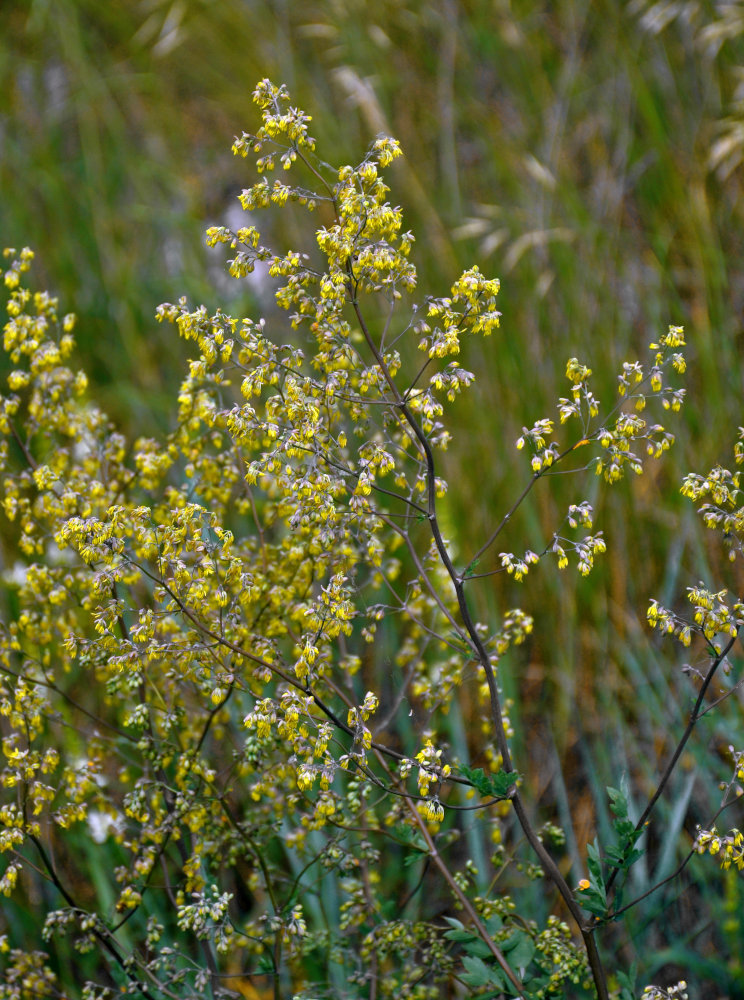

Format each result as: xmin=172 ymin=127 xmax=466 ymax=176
xmin=2 ymin=0 xmax=744 ymax=993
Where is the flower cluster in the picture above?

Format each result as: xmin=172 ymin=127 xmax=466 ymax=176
xmin=0 ymin=78 xmax=499 ymax=989
xmin=680 ymin=427 xmax=744 ymax=561
xmin=694 ymin=827 xmax=744 ymax=870
xmin=641 ymin=982 xmax=689 ymax=1000
xmin=648 ymin=585 xmax=743 ymax=649
xmin=544 ymin=334 xmax=686 ymax=485
xmin=0 ymin=78 xmax=704 ymax=1000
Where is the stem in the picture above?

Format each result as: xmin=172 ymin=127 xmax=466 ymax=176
xmin=348 ymin=283 xmax=609 ymax=999
xmin=463 ymin=472 xmax=539 ymax=576
xmin=28 ymin=833 xmax=158 ymax=999
xmin=608 ymin=792 xmax=740 ymax=921
xmin=403 ymin=790 xmax=528 ymax=998
xmin=605 ymin=630 xmax=740 ymax=897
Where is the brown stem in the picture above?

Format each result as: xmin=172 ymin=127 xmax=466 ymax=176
xmin=402 ymin=788 xmax=528 ymax=998
xmin=28 ymin=833 xmax=158 ymax=999
xmin=605 ymin=630 xmax=740 ymax=897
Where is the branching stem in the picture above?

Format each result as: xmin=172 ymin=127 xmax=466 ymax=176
xmin=605 ymin=629 xmax=740 ymax=898
xmin=348 ymin=277 xmax=609 ymax=999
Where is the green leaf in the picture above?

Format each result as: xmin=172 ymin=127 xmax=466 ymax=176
xmin=607 ymin=786 xmax=628 ymax=819
xmin=443 ymin=919 xmax=495 ymax=959
xmin=603 ymin=784 xmax=646 ymax=875
xmin=467 ymin=940 xmax=499 ymax=960
xmin=458 ymin=765 xmax=520 ymax=799
xmin=578 ymin=893 xmax=608 ymax=918
xmin=586 ymin=839 xmax=606 ymax=891
xmin=615 ymin=963 xmax=639 ymax=1000
xmin=578 ymin=839 xmax=609 ymax=917
xmin=502 ymin=930 xmax=535 ymax=971
xmin=394 ymin=824 xmax=428 ymax=854
xmin=443 ymin=918 xmax=481 ymax=945
xmin=621 ymin=848 xmax=644 ymax=870
xmin=461 ymin=954 xmax=493 ymax=988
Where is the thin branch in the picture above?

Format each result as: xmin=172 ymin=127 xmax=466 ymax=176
xmin=0 ymin=661 xmax=134 ymax=742
xmin=607 ymin=795 xmax=740 ymax=922
xmin=606 ymin=630 xmax=740 ymax=897
xmin=347 ymin=273 xmax=609 ymax=999
xmin=462 ymin=473 xmax=540 ymax=576
xmin=401 ymin=778 xmax=528 ymax=997
xmin=28 ymin=833 xmax=158 ymax=1000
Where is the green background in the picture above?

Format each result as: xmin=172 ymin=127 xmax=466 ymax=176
xmin=2 ymin=0 xmax=744 ymax=993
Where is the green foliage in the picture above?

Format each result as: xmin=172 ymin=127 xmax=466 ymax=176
xmin=3 ymin=21 xmax=744 ymax=984
xmin=578 ymin=839 xmax=609 ymax=921
xmin=443 ymin=916 xmax=584 ymax=999
xmin=456 ymin=766 xmax=520 ymax=801
xmin=604 ymin=787 xmax=645 ymax=878
xmin=0 ymin=75 xmax=743 ymax=1000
